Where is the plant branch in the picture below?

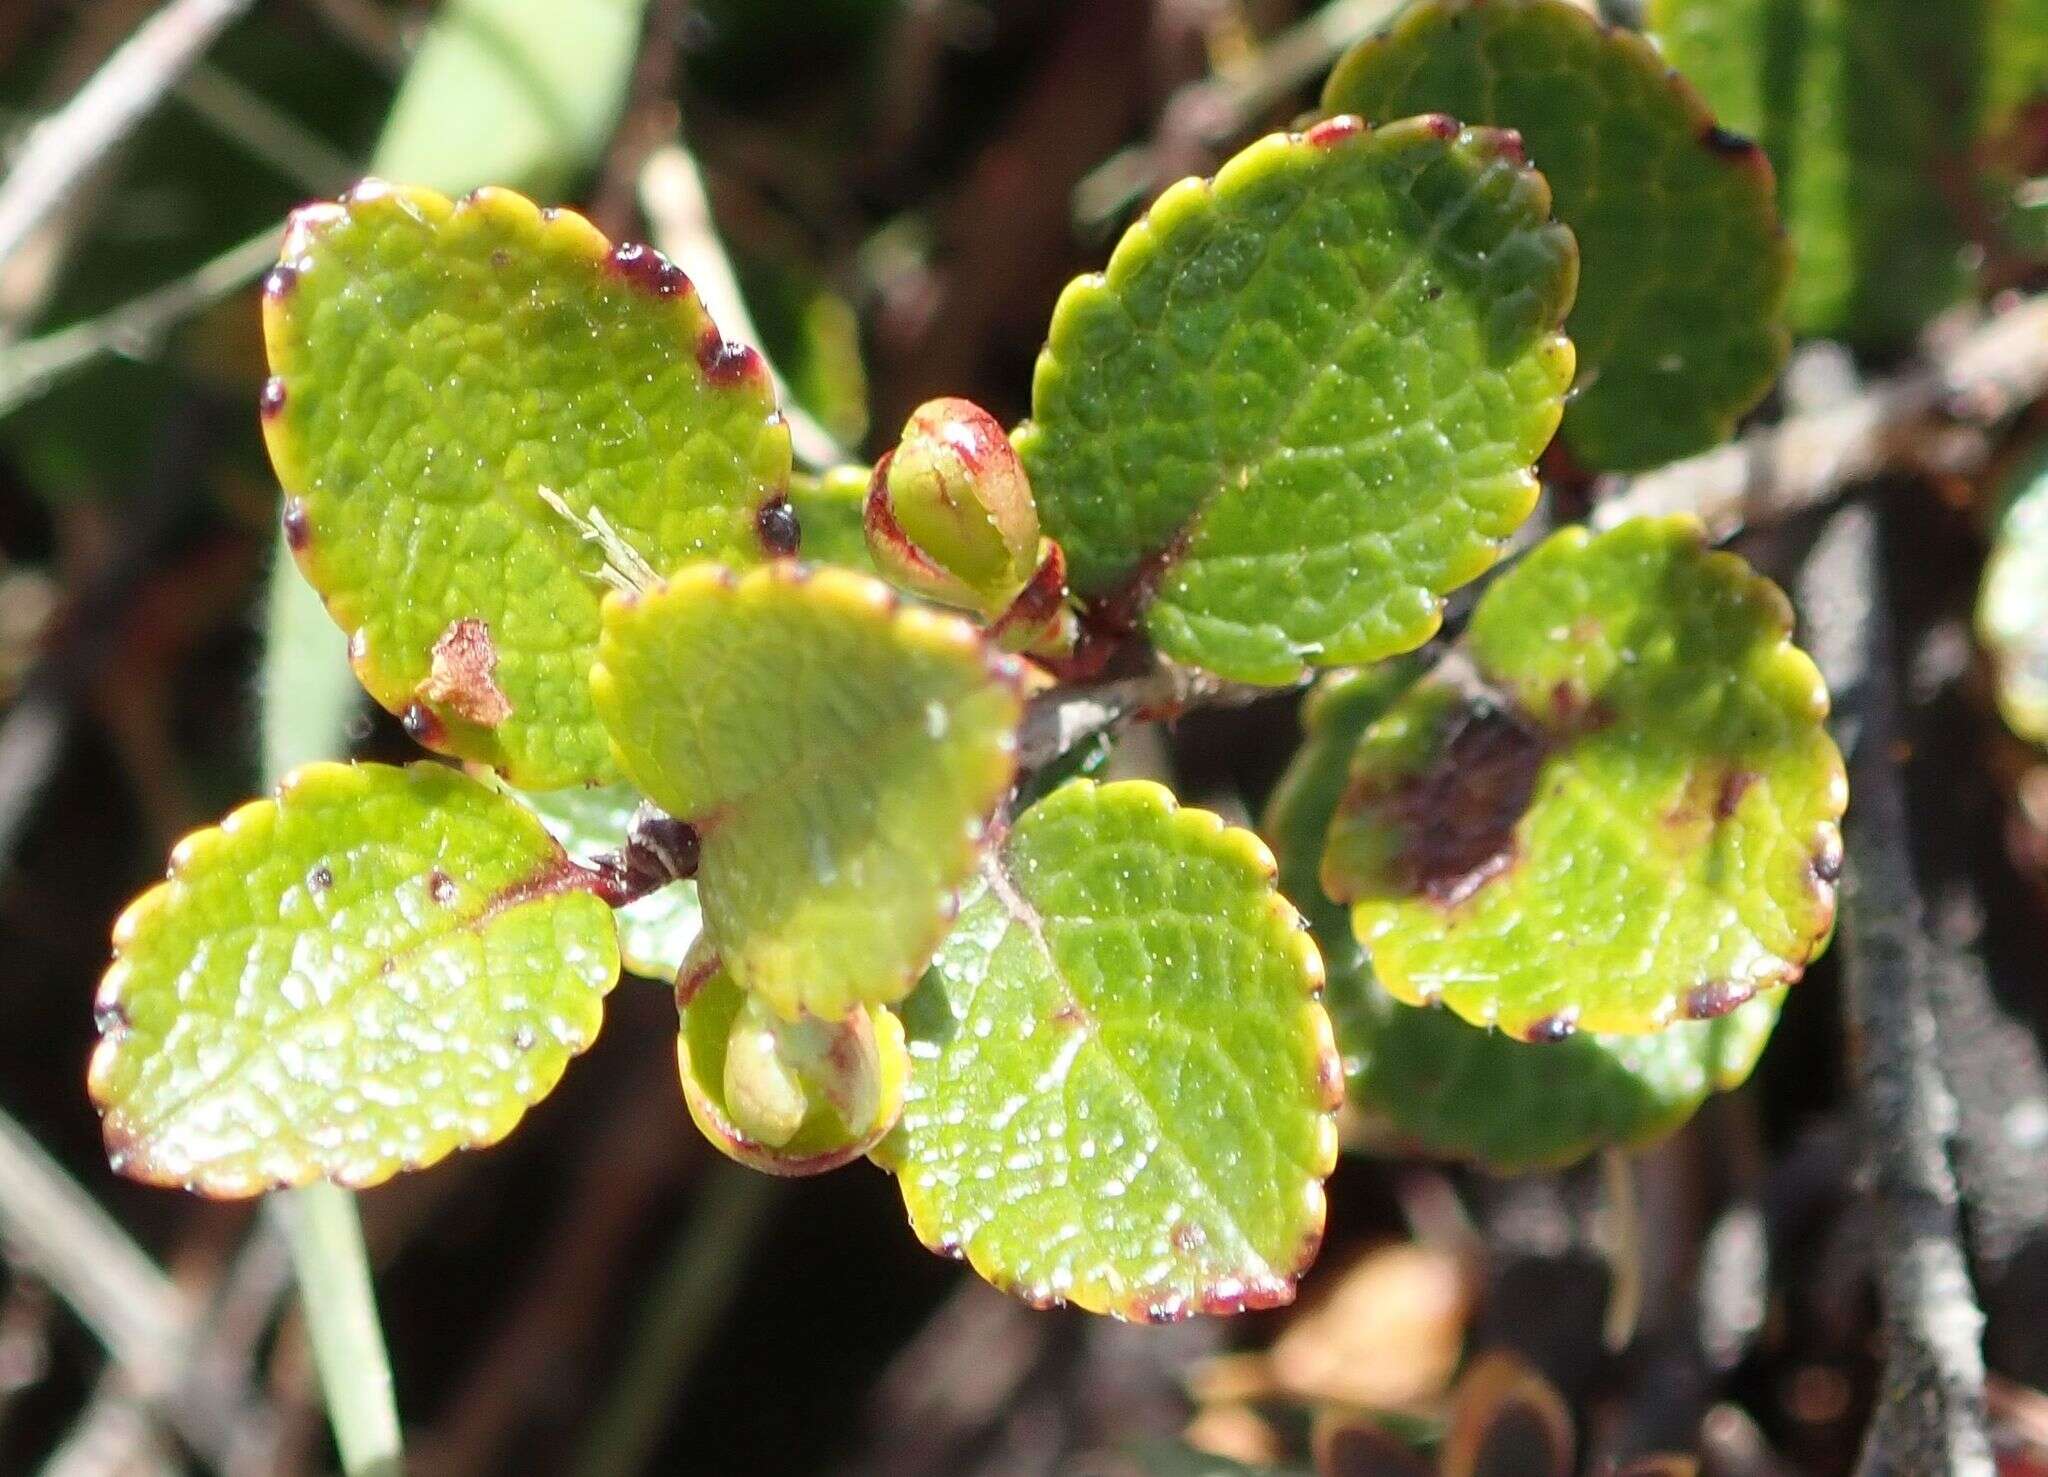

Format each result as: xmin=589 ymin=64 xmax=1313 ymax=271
xmin=1015 ymin=660 xmax=1290 ymax=772
xmin=1073 ymin=0 xmax=1405 ymax=226
xmin=1799 ymin=503 xmax=1993 ymax=1477
xmin=1596 ymin=293 xmax=2048 ymax=537
xmin=271 ymin=1185 xmax=404 ymax=1477
xmin=0 ymin=1102 xmax=270 ymax=1466
xmin=0 ymin=0 xmax=258 ymax=276
xmin=0 ymin=223 xmax=279 ymax=420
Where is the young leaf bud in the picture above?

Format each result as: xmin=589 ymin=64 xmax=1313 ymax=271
xmin=723 ymin=993 xmax=810 ymax=1148
xmin=720 ymin=993 xmax=887 ymax=1150
xmin=866 ymin=398 xmax=1041 ymax=616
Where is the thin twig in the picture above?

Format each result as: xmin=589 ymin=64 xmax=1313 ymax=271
xmin=1596 ymin=294 xmax=2048 ymax=537
xmin=0 ymin=1106 xmax=187 ymax=1402
xmin=1073 ymin=0 xmax=1404 ymax=225
xmin=0 ymin=223 xmax=279 ymax=421
xmin=1014 ymin=662 xmax=1287 ymax=772
xmin=271 ymin=1186 xmax=403 ymax=1477
xmin=0 ymin=1103 xmax=271 ymax=1468
xmin=1798 ymin=504 xmax=1993 ymax=1477
xmin=638 ymin=141 xmax=850 ymax=471
xmin=0 ymin=0 xmax=259 ymax=275
xmin=172 ymin=60 xmax=358 ymax=191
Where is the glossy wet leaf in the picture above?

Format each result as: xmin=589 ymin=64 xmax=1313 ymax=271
xmin=675 ymin=951 xmax=908 ymax=1174
xmin=1266 ymin=665 xmax=1782 ymax=1170
xmin=1652 ymin=0 xmax=2026 ymax=344
xmin=877 ymin=779 xmax=1340 ymax=1319
xmin=1979 ymin=445 xmax=2048 ymax=744
xmin=592 ymin=563 xmax=1024 ymax=1022
xmin=89 ymin=763 xmax=619 ymax=1196
xmin=262 ymin=180 xmax=792 ymax=789
xmin=1018 ymin=115 xmax=1575 ymax=684
xmin=1324 ymin=518 xmax=1845 ymax=1039
xmin=506 ymin=779 xmax=701 ymax=981
xmin=1325 ymin=0 xmax=1789 ymax=471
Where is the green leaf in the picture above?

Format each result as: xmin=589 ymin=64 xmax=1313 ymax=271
xmin=1324 ymin=0 xmax=1790 ymax=471
xmin=1979 ymin=444 xmax=2048 ymax=745
xmin=262 ymin=180 xmax=793 ymax=789
xmin=373 ymin=0 xmax=648 ymax=198
xmin=788 ymin=465 xmax=877 ymax=575
xmin=503 ymin=780 xmax=702 ymax=981
xmin=675 ymin=950 xmax=908 ymax=1174
xmin=876 ymin=779 xmax=1340 ymax=1319
xmin=1323 ymin=518 xmax=1845 ymax=1040
xmin=1267 ymin=671 xmax=1780 ymax=1171
xmin=1017 ymin=114 xmax=1575 ymax=684
xmin=89 ymin=762 xmax=620 ymax=1197
xmin=1649 ymin=0 xmax=2001 ymax=345
xmin=592 ymin=562 xmax=1024 ymax=1022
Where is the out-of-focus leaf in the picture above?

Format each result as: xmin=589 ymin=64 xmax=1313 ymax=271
xmin=1325 ymin=0 xmax=1790 ymax=471
xmin=787 ymin=465 xmax=877 ymax=574
xmin=1652 ymin=0 xmax=2040 ymax=344
xmin=1979 ymin=444 xmax=2048 ymax=744
xmin=1019 ymin=115 xmax=1574 ymax=684
xmin=373 ymin=0 xmax=647 ymax=198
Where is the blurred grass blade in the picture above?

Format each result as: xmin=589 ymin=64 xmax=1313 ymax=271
xmin=259 ymin=1 xmax=651 ymax=1470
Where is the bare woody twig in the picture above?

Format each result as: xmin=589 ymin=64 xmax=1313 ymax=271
xmin=1597 ymin=294 xmax=2048 ymax=537
xmin=1074 ymin=0 xmax=1406 ymax=224
xmin=0 ymin=223 xmax=279 ymax=420
xmin=0 ymin=0 xmax=259 ymax=275
xmin=1798 ymin=504 xmax=1993 ymax=1477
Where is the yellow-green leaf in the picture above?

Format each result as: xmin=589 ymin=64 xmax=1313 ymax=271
xmin=1323 ymin=519 xmax=1845 ymax=1039
xmin=262 ymin=181 xmax=793 ymax=789
xmin=591 ymin=563 xmax=1024 ymax=1022
xmin=90 ymin=763 xmax=619 ymax=1197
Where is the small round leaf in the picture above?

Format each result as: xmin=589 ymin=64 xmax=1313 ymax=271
xmin=262 ymin=181 xmax=792 ymax=788
xmin=504 ymin=779 xmax=701 ymax=982
xmin=1268 ymin=670 xmax=1780 ymax=1171
xmin=591 ymin=563 xmax=1024 ymax=1022
xmin=675 ymin=952 xmax=908 ymax=1175
xmin=1979 ymin=445 xmax=2048 ymax=745
xmin=1654 ymin=0 xmax=2026 ymax=346
xmin=90 ymin=762 xmax=620 ymax=1196
xmin=876 ymin=779 xmax=1341 ymax=1319
xmin=1018 ymin=115 xmax=1575 ymax=684
xmin=1323 ymin=518 xmax=1845 ymax=1039
xmin=1325 ymin=0 xmax=1790 ymax=470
